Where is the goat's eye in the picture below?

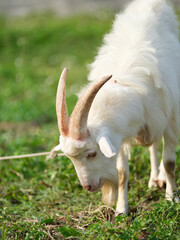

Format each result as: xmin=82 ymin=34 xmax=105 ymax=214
xmin=86 ymin=151 xmax=97 ymax=159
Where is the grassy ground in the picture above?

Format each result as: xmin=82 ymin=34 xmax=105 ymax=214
xmin=0 ymin=10 xmax=180 ymax=240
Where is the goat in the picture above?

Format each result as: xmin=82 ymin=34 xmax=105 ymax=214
xmin=55 ymin=0 xmax=180 ymax=215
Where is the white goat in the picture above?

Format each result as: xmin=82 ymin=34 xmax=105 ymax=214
xmin=55 ymin=0 xmax=180 ymax=215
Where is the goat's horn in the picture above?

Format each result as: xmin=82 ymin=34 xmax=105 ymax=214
xmin=56 ymin=68 xmax=69 ymax=136
xmin=69 ymin=75 xmax=112 ymax=140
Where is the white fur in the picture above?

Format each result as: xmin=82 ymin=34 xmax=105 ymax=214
xmin=59 ymin=0 xmax=180 ymax=215
xmin=98 ymin=136 xmax=117 ymax=158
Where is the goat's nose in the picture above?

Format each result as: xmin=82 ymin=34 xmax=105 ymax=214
xmin=84 ymin=185 xmax=91 ymax=191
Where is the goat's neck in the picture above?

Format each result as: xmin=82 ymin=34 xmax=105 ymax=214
xmin=88 ymin=88 xmax=145 ymax=143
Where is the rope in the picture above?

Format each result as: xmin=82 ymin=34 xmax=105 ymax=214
xmin=0 ymin=151 xmax=65 ymax=161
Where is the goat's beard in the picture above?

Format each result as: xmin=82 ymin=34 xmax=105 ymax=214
xmin=101 ymin=171 xmax=119 ymax=205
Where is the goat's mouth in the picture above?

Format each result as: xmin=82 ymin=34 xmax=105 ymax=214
xmin=83 ymin=177 xmax=104 ymax=193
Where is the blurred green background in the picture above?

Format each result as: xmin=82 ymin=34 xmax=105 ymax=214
xmin=0 ymin=12 xmax=113 ymax=123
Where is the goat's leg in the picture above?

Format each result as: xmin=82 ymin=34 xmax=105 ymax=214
xmin=115 ymin=146 xmax=129 ymax=216
xmin=157 ymin=160 xmax=166 ymax=188
xmin=162 ymin=112 xmax=179 ymax=202
xmin=149 ymin=142 xmax=167 ymax=188
xmin=148 ymin=142 xmax=160 ymax=188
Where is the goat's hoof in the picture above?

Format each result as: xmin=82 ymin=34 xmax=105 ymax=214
xmin=157 ymin=179 xmax=166 ymax=188
xmin=148 ymin=178 xmax=166 ymax=189
xmin=166 ymin=193 xmax=180 ymax=203
xmin=148 ymin=178 xmax=159 ymax=188
xmin=115 ymin=209 xmax=128 ymax=216
xmin=174 ymin=195 xmax=180 ymax=203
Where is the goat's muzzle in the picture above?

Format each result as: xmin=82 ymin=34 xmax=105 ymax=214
xmin=82 ymin=177 xmax=104 ymax=192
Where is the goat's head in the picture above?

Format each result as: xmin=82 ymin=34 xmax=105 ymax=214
xmin=56 ymin=68 xmax=119 ymax=197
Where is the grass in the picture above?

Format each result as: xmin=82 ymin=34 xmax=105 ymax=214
xmin=0 ymin=10 xmax=180 ymax=240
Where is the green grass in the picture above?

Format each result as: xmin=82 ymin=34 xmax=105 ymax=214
xmin=0 ymin=11 xmax=180 ymax=239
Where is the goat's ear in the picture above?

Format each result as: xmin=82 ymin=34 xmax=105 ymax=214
xmin=98 ymin=136 xmax=117 ymax=158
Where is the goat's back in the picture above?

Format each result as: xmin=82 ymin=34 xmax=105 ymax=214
xmin=88 ymin=0 xmax=180 ymax=93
